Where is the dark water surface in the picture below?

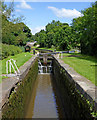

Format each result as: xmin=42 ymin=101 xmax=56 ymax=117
xmin=25 ymin=74 xmax=60 ymax=118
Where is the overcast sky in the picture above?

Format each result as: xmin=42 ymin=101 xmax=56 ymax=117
xmin=6 ymin=1 xmax=95 ymax=35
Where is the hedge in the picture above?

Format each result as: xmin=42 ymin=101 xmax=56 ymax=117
xmin=1 ymin=44 xmax=22 ymax=60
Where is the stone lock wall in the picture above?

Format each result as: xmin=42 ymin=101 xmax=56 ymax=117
xmin=52 ymin=57 xmax=95 ymax=119
xmin=2 ymin=58 xmax=38 ymax=119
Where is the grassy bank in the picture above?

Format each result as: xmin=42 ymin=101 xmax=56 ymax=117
xmin=2 ymin=52 xmax=32 ymax=74
xmin=37 ymin=47 xmax=55 ymax=51
xmin=0 ymin=52 xmax=33 ymax=82
xmin=61 ymin=53 xmax=97 ymax=86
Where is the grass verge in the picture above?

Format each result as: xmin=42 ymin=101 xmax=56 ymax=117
xmin=0 ymin=52 xmax=32 ymax=82
xmin=61 ymin=53 xmax=97 ymax=86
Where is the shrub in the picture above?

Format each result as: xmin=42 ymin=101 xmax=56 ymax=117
xmin=1 ymin=44 xmax=22 ymax=60
xmin=19 ymin=45 xmax=25 ymax=52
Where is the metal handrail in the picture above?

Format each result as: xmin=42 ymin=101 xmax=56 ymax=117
xmin=6 ymin=59 xmax=20 ymax=75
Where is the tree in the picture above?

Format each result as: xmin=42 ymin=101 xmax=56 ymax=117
xmin=72 ymin=1 xmax=97 ymax=56
xmin=35 ymin=20 xmax=76 ymax=50
xmin=2 ymin=2 xmax=33 ymax=46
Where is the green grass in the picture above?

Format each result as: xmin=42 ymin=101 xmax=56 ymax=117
xmin=61 ymin=53 xmax=97 ymax=86
xmin=38 ymin=47 xmax=55 ymax=51
xmin=0 ymin=52 xmax=32 ymax=80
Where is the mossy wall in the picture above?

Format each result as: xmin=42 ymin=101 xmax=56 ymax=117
xmin=52 ymin=58 xmax=94 ymax=119
xmin=2 ymin=58 xmax=38 ymax=119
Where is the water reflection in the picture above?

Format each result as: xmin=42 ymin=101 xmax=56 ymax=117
xmin=25 ymin=74 xmax=59 ymax=118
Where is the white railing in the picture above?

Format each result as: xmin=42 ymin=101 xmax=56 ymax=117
xmin=57 ymin=52 xmax=63 ymax=58
xmin=6 ymin=59 xmax=20 ymax=75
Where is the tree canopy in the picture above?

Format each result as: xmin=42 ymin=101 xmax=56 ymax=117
xmin=1 ymin=1 xmax=97 ymax=57
xmin=34 ymin=20 xmax=78 ymax=50
xmin=72 ymin=2 xmax=97 ymax=56
xmin=34 ymin=2 xmax=97 ymax=57
xmin=1 ymin=2 xmax=33 ymax=46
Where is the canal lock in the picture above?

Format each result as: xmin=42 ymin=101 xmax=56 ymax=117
xmin=38 ymin=55 xmax=53 ymax=74
xmin=2 ymin=54 xmax=95 ymax=119
xmin=35 ymin=54 xmax=94 ymax=119
xmin=25 ymin=55 xmax=93 ymax=119
xmin=25 ymin=55 xmax=60 ymax=118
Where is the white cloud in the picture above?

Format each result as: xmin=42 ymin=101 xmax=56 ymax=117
xmin=30 ymin=26 xmax=45 ymax=35
xmin=48 ymin=6 xmax=82 ymax=18
xmin=16 ymin=9 xmax=22 ymax=12
xmin=16 ymin=0 xmax=32 ymax=9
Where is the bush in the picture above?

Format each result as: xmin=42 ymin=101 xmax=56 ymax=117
xmin=1 ymin=44 xmax=22 ymax=60
xmin=19 ymin=46 xmax=25 ymax=52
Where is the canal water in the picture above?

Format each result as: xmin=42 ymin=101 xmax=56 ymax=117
xmin=25 ymin=74 xmax=60 ymax=118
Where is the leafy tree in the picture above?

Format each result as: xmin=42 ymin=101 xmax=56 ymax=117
xmin=72 ymin=1 xmax=97 ymax=56
xmin=1 ymin=1 xmax=14 ymax=20
xmin=34 ymin=2 xmax=97 ymax=55
xmin=35 ymin=20 xmax=77 ymax=50
xmin=1 ymin=2 xmax=33 ymax=58
xmin=2 ymin=2 xmax=33 ymax=46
